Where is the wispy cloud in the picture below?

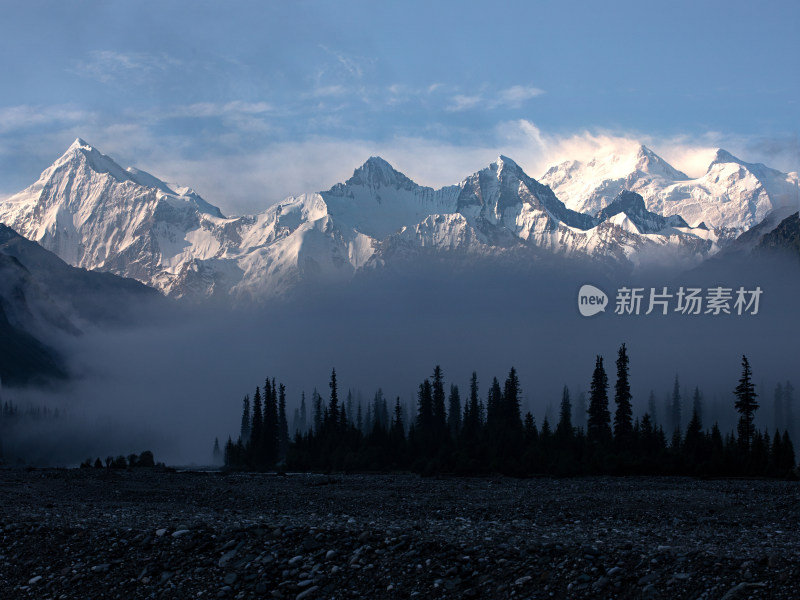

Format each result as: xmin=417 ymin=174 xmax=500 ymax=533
xmin=318 ymin=45 xmax=366 ymax=79
xmin=311 ymin=85 xmax=348 ymax=98
xmin=447 ymin=85 xmax=545 ymax=111
xmin=0 ymin=104 xmax=92 ymax=134
xmin=496 ymin=85 xmax=545 ymax=107
xmin=175 ymin=101 xmax=273 ymax=119
xmin=447 ymin=94 xmax=483 ymax=112
xmin=71 ymin=50 xmax=182 ymax=84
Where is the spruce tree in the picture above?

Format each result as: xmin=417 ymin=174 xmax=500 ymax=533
xmin=278 ymin=383 xmax=289 ymax=462
xmin=556 ymin=385 xmax=573 ymax=438
xmin=240 ymin=395 xmax=251 ymax=443
xmin=312 ymin=388 xmax=323 ymax=434
xmin=251 ymin=386 xmax=263 ymax=450
xmin=671 ymin=375 xmax=682 ymax=435
xmin=328 ymin=369 xmax=340 ymax=427
xmin=298 ymin=391 xmax=307 ymax=434
xmin=503 ymin=367 xmax=522 ymax=433
xmin=416 ymin=379 xmax=434 ymax=454
xmin=692 ymin=387 xmax=703 ymax=431
xmin=734 ymin=355 xmax=759 ymax=451
xmin=431 ymin=366 xmax=447 ymax=440
xmin=773 ymin=383 xmax=784 ymax=432
xmin=487 ymin=377 xmax=503 ymax=430
xmin=587 ymin=356 xmax=611 ymax=445
xmin=613 ymin=343 xmax=633 ymax=444
xmin=448 ymin=384 xmax=462 ymax=439
xmin=263 ymin=378 xmax=279 ymax=465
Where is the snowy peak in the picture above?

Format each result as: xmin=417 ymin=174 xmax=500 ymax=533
xmin=53 ymin=137 xmax=133 ymax=184
xmin=342 ymin=156 xmax=418 ymax=191
xmin=708 ymin=148 xmax=743 ymax=169
xmin=634 ymin=145 xmax=689 ymax=180
xmin=458 ymin=156 xmax=596 ymax=232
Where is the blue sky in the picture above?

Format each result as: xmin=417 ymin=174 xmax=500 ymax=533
xmin=1 ymin=0 xmax=798 ymax=215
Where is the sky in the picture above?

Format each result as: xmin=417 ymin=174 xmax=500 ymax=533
xmin=1 ymin=0 xmax=798 ymax=216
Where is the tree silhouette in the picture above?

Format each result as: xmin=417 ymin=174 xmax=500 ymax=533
xmin=587 ymin=356 xmax=611 ymax=445
xmin=613 ymin=343 xmax=633 ymax=444
xmin=734 ymin=355 xmax=759 ymax=451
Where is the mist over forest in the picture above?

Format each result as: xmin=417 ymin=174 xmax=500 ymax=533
xmin=1 ymin=249 xmax=797 ymax=467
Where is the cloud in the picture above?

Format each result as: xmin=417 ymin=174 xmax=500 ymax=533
xmin=0 ymin=105 xmax=92 ymax=135
xmin=446 ymin=85 xmax=545 ymax=111
xmin=318 ymin=45 xmax=368 ymax=79
xmin=71 ymin=50 xmax=182 ymax=84
xmin=312 ymin=85 xmax=347 ymax=98
xmin=174 ymin=101 xmax=273 ymax=118
xmin=495 ymin=85 xmax=545 ymax=107
xmin=447 ymin=94 xmax=483 ymax=112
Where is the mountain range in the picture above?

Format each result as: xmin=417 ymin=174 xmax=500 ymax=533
xmin=541 ymin=145 xmax=799 ymax=230
xmin=0 ymin=139 xmax=797 ymax=302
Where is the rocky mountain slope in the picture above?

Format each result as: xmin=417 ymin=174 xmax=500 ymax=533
xmin=0 ymin=223 xmax=158 ymax=385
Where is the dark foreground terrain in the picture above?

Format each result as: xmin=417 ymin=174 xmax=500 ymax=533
xmin=0 ymin=470 xmax=798 ymax=599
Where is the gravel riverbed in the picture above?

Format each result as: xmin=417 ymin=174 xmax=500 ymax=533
xmin=0 ymin=470 xmax=798 ymax=599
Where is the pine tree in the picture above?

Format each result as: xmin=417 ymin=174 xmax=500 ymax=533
xmin=692 ymin=387 xmax=703 ymax=431
xmin=613 ymin=343 xmax=633 ymax=444
xmin=464 ymin=372 xmax=480 ymax=434
xmin=587 ymin=356 xmax=611 ymax=445
xmin=431 ymin=366 xmax=447 ymax=440
xmin=523 ymin=411 xmax=538 ymax=444
xmin=416 ymin=379 xmax=434 ymax=454
xmin=671 ymin=375 xmax=682 ymax=435
xmin=312 ymin=388 xmax=323 ymax=434
xmin=734 ymin=355 xmax=759 ymax=451
xmin=327 ymin=369 xmax=340 ymax=427
xmin=251 ymin=386 xmax=263 ymax=449
xmin=278 ymin=383 xmax=289 ymax=462
xmin=684 ymin=404 xmax=703 ymax=468
xmin=503 ymin=367 xmax=522 ymax=433
xmin=263 ymin=378 xmax=279 ymax=465
xmin=298 ymin=391 xmax=308 ymax=434
xmin=556 ymin=385 xmax=573 ymax=438
xmin=447 ymin=384 xmax=462 ymax=439
xmin=240 ymin=395 xmax=251 ymax=443
xmin=487 ymin=377 xmax=503 ymax=430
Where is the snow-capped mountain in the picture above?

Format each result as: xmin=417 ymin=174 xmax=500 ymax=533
xmin=541 ymin=145 xmax=800 ymax=230
xmin=0 ymin=140 xmax=734 ymax=301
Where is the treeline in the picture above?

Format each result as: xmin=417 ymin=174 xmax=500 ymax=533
xmin=223 ymin=377 xmax=290 ymax=470
xmin=79 ymin=450 xmax=160 ymax=470
xmin=222 ymin=349 xmax=797 ymax=478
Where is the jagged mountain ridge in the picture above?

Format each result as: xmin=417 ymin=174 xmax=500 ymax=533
xmin=0 ymin=140 xmax=738 ymax=301
xmin=541 ymin=144 xmax=800 ymax=231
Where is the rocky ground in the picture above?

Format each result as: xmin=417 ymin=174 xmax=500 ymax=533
xmin=0 ymin=470 xmax=798 ymax=599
